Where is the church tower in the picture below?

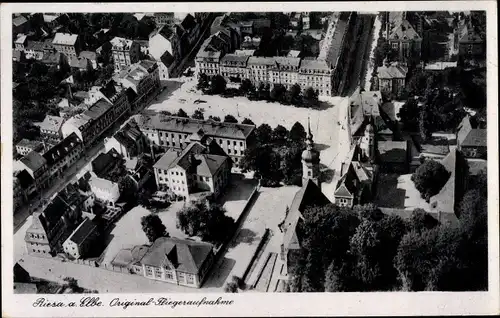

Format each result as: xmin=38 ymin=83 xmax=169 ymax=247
xmin=301 ymin=117 xmax=321 ymax=187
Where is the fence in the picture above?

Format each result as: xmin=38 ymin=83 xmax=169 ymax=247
xmin=214 ymin=184 xmax=260 ymax=259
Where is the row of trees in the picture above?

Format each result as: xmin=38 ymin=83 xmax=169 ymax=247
xmin=197 ymin=75 xmax=320 ymax=108
xmin=288 ymin=186 xmax=487 ymax=292
xmin=163 ymin=108 xmax=252 ymax=126
xmin=240 ymin=122 xmax=308 ymax=186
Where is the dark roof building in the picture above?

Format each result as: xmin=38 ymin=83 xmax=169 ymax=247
xmin=42 ymin=132 xmax=82 ymax=166
xmin=91 ymin=148 xmax=123 ymax=178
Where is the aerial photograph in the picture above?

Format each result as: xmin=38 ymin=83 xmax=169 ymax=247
xmin=12 ymin=10 xmax=487 ymax=294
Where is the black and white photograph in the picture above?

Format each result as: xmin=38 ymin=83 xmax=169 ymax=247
xmin=1 ymin=1 xmax=498 ymax=317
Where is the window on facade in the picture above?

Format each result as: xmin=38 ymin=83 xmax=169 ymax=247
xmin=228 ymin=149 xmax=231 ymax=154
xmin=187 ymin=274 xmax=194 ymax=284
xmin=165 ymin=271 xmax=173 ymax=279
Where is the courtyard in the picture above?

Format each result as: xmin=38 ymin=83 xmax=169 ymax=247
xmin=374 ymin=172 xmax=431 ymax=211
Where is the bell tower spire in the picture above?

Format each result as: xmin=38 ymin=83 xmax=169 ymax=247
xmin=301 ymin=116 xmax=321 ymax=188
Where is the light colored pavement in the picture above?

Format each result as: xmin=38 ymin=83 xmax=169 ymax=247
xmin=363 ymin=14 xmax=382 ymax=91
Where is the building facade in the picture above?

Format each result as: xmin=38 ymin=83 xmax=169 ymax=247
xmin=16 ymin=139 xmax=45 ymax=156
xmin=43 ymin=133 xmax=83 ymax=185
xmin=110 ymin=37 xmax=141 ymax=71
xmin=34 ymin=115 xmax=65 ymax=144
xmin=52 ymin=33 xmax=81 ymax=58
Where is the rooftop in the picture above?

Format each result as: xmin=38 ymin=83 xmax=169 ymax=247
xmin=66 ymin=217 xmax=98 ymax=245
xmin=13 ymin=15 xmax=28 ymax=27
xmin=16 ymin=139 xmax=44 ymax=150
xmin=139 ymin=237 xmax=214 ymax=275
xmin=52 ymin=33 xmax=79 ymax=46
xmin=389 ymin=19 xmax=421 ymax=41
xmin=220 ymin=53 xmax=250 ymax=65
xmin=79 ymin=51 xmax=97 ymax=60
xmin=20 ymin=151 xmax=47 ymax=172
xmin=84 ymin=99 xmax=113 ymax=120
xmin=135 ymin=114 xmax=255 ymax=140
xmin=34 ymin=115 xmax=65 ymax=133
xmin=247 ymin=56 xmax=276 ymax=66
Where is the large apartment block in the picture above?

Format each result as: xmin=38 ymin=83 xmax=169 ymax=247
xmin=195 ymin=12 xmax=356 ymax=96
xmin=135 ymin=114 xmax=256 ymax=164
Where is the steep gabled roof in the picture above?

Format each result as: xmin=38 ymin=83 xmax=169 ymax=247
xmin=283 ymin=179 xmax=331 ymax=251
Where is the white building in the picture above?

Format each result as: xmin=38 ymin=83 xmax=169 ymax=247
xmin=89 ymin=175 xmax=120 ymax=207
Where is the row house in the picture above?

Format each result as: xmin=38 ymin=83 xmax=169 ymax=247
xmin=247 ymin=56 xmax=275 ymax=85
xmin=42 ymin=132 xmax=83 ymax=185
xmin=176 ymin=14 xmax=201 ymax=56
xmin=219 ymin=53 xmax=250 ymax=82
xmin=52 ymin=33 xmax=81 ymax=58
xmin=104 ymin=120 xmax=148 ymax=160
xmin=135 ymin=114 xmax=256 ymax=164
xmin=62 ymin=82 xmax=130 ymax=149
xmin=153 ymin=133 xmax=232 ymax=200
xmin=269 ymin=57 xmax=301 ymax=89
xmin=24 ymin=41 xmax=45 ymax=60
xmin=113 ymin=237 xmax=215 ymax=288
xmin=14 ymin=169 xmax=37 ymax=202
xmin=298 ymin=59 xmax=333 ymax=96
xmin=24 ymin=192 xmax=83 ymax=257
xmin=110 ymin=37 xmax=141 ymax=71
xmin=114 ymin=60 xmax=161 ymax=111
xmin=195 ymin=31 xmax=232 ymax=76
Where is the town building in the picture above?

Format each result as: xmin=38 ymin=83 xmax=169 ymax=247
xmin=149 ymin=25 xmax=179 ymax=61
xmin=40 ymin=51 xmax=68 ymax=69
xmin=376 ymin=59 xmax=408 ymax=95
xmin=34 ymin=115 xmax=65 ymax=144
xmin=104 ymin=120 xmax=148 ymax=159
xmin=24 ymin=193 xmax=82 ymax=256
xmin=113 ymin=60 xmax=161 ymax=111
xmin=453 ymin=19 xmax=485 ymax=61
xmin=15 ymin=169 xmax=37 ymax=201
xmin=334 ymin=143 xmax=377 ymax=207
xmin=135 ymin=114 xmax=255 ymax=164
xmin=113 ymin=237 xmax=215 ymax=288
xmin=13 ymin=175 xmax=26 ymax=211
xmin=195 ymin=32 xmax=232 ymax=76
xmin=52 ymin=33 xmax=81 ymax=58
xmin=386 ymin=18 xmax=422 ymax=64
xmin=24 ymin=41 xmax=45 ymax=60
xmin=16 ymin=139 xmax=45 ymax=156
xmin=91 ymin=148 xmax=123 ymax=179
xmin=110 ymin=37 xmax=141 ymax=71
xmin=153 ymin=133 xmax=232 ymax=201
xmin=219 ymin=53 xmax=251 ymax=82
xmin=13 ymin=49 xmax=26 ymax=62
xmin=175 ymin=14 xmax=201 ymax=56
xmin=42 ymin=132 xmax=83 ymax=185
xmin=79 ymin=51 xmax=98 ymax=69
xmin=154 ymin=12 xmax=175 ymax=27
xmin=62 ymin=217 xmax=100 ymax=259
xmin=68 ymin=56 xmax=93 ymax=71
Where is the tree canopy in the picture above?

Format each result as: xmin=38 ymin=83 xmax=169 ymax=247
xmin=411 ymin=159 xmax=450 ymax=201
xmin=141 ymin=214 xmax=169 ymax=243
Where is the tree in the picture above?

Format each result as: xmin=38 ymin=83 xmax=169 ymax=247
xmin=224 ymin=281 xmax=239 ymax=293
xmin=409 ymin=208 xmax=439 ymax=233
xmin=239 ymin=79 xmax=255 ymax=96
xmin=411 ymin=159 xmax=450 ymax=201
xmin=257 ymin=83 xmax=270 ymax=100
xmin=192 ymin=108 xmax=205 ymax=120
xmin=270 ymin=84 xmax=287 ymax=102
xmin=223 ymin=114 xmax=238 ymax=123
xmin=209 ymin=74 xmax=227 ymax=94
xmin=197 ymin=73 xmax=209 ymax=91
xmin=177 ymin=108 xmax=188 ymax=118
xmin=303 ymin=87 xmax=319 ymax=106
xmin=287 ymin=83 xmax=302 ymax=105
xmin=397 ymin=98 xmax=420 ymax=132
xmin=241 ymin=117 xmax=255 ymax=125
xmin=254 ymin=123 xmax=273 ymax=145
xmin=271 ymin=125 xmax=288 ymax=144
xmin=177 ymin=202 xmax=235 ymax=245
xmin=63 ymin=277 xmax=84 ymax=293
xmin=289 ymin=121 xmax=306 ymax=143
xmin=208 ymin=115 xmax=221 ymax=122
xmin=141 ymin=214 xmax=168 ymax=243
